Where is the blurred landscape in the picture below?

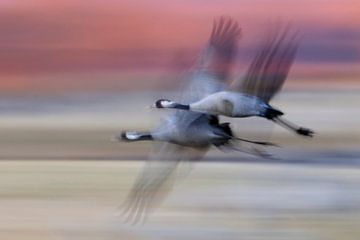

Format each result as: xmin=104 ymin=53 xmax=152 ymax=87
xmin=0 ymin=89 xmax=358 ymax=159
xmin=0 ymin=89 xmax=359 ymax=240
xmin=0 ymin=0 xmax=359 ymax=239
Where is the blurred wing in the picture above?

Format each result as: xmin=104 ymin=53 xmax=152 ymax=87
xmin=177 ymin=17 xmax=241 ymax=126
xmin=121 ymin=18 xmax=240 ymax=224
xmin=195 ymin=16 xmax=241 ymax=83
xmin=186 ymin=16 xmax=241 ymax=101
xmin=121 ymin=142 xmax=206 ymax=224
xmin=232 ymin=25 xmax=298 ymax=102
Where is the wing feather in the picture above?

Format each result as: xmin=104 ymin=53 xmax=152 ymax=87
xmin=122 ymin=17 xmax=240 ymax=223
xmin=197 ymin=16 xmax=241 ymax=80
xmin=233 ymin=25 xmax=299 ymax=102
xmin=122 ymin=142 xmax=206 ymax=224
xmin=177 ymin=17 xmax=241 ymax=125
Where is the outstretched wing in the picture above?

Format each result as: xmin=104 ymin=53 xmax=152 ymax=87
xmin=196 ymin=16 xmax=241 ymax=82
xmin=177 ymin=17 xmax=241 ymax=126
xmin=121 ymin=17 xmax=240 ymax=223
xmin=121 ymin=142 xmax=206 ymax=224
xmin=232 ymin=25 xmax=298 ymax=103
xmin=185 ymin=17 xmax=241 ymax=102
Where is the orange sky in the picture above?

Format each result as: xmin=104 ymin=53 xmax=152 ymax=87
xmin=0 ymin=0 xmax=358 ymax=93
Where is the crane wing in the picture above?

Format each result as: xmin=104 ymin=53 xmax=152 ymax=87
xmin=121 ymin=17 xmax=240 ymax=223
xmin=121 ymin=142 xmax=206 ymax=224
xmin=185 ymin=17 xmax=241 ymax=102
xmin=232 ymin=25 xmax=298 ymax=102
xmin=177 ymin=17 xmax=241 ymax=126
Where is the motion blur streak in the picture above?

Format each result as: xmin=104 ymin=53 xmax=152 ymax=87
xmin=0 ymin=0 xmax=358 ymax=93
xmin=0 ymin=0 xmax=358 ymax=240
xmin=120 ymin=17 xmax=244 ymax=223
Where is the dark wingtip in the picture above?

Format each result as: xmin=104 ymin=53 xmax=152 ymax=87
xmin=209 ymin=16 xmax=241 ymax=57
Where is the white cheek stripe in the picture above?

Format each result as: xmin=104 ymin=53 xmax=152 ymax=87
xmin=126 ymin=132 xmax=140 ymax=140
xmin=161 ymin=100 xmax=174 ymax=107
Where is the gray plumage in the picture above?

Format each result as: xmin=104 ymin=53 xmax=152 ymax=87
xmin=233 ymin=25 xmax=298 ymax=102
xmin=119 ymin=17 xmax=244 ymax=223
xmin=155 ymin=25 xmax=314 ymax=137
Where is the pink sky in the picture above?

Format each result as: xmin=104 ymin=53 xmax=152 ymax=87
xmin=0 ymin=0 xmax=358 ymax=93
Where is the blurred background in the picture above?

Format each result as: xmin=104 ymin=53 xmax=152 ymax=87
xmin=0 ymin=0 xmax=359 ymax=239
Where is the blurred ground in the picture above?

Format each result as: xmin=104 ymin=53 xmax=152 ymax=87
xmin=0 ymin=160 xmax=359 ymax=240
xmin=0 ymin=90 xmax=359 ymax=240
xmin=0 ymin=90 xmax=358 ymax=159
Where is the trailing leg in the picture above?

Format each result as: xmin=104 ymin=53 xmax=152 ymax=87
xmin=273 ymin=117 xmax=314 ymax=137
